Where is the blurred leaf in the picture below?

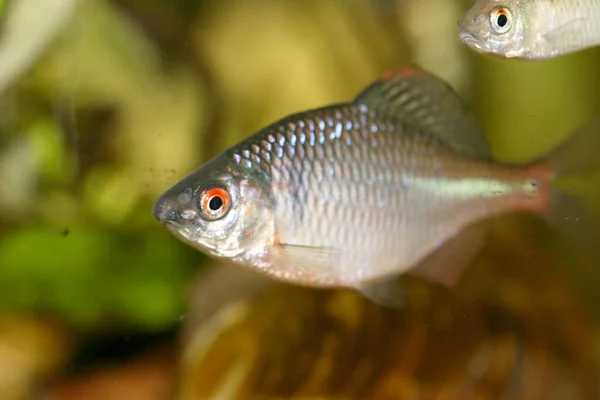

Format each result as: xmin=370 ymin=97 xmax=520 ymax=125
xmin=28 ymin=116 xmax=75 ymax=185
xmin=0 ymin=0 xmax=10 ymax=16
xmin=0 ymin=136 xmax=38 ymax=217
xmin=0 ymin=0 xmax=78 ymax=96
xmin=83 ymin=167 xmax=141 ymax=225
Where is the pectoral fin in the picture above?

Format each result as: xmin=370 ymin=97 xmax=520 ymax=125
xmin=271 ymin=243 xmax=339 ymax=279
xmin=409 ymin=223 xmax=489 ymax=287
xmin=542 ymin=18 xmax=588 ymax=57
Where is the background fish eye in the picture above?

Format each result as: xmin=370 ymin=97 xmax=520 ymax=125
xmin=199 ymin=187 xmax=231 ymax=220
xmin=490 ymin=7 xmax=511 ymax=33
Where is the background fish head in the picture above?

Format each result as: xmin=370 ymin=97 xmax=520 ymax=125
xmin=153 ymin=152 xmax=276 ymax=264
xmin=459 ymin=0 xmax=529 ymax=58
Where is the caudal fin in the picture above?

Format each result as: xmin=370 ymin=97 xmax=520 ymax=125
xmin=544 ymin=115 xmax=600 ymax=256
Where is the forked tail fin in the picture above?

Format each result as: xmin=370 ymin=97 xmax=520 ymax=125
xmin=543 ymin=115 xmax=600 ymax=256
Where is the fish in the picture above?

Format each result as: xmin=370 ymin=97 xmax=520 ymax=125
xmin=153 ymin=65 xmax=600 ymax=307
xmin=459 ymin=0 xmax=600 ymax=60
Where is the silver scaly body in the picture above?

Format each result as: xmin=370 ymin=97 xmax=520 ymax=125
xmin=225 ymin=105 xmax=542 ymax=286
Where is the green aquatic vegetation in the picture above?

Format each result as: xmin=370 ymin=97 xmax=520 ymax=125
xmin=0 ymin=222 xmax=202 ymax=330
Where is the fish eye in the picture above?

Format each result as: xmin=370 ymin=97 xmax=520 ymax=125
xmin=199 ymin=187 xmax=231 ymax=220
xmin=490 ymin=7 xmax=511 ymax=34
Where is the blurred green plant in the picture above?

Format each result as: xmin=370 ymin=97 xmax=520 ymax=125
xmin=0 ymin=222 xmax=201 ymax=330
xmin=0 ymin=0 xmax=208 ymax=332
xmin=0 ymin=0 xmax=10 ymax=15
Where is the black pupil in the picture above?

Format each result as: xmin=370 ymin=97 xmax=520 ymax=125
xmin=497 ymin=13 xmax=508 ymax=27
xmin=208 ymin=196 xmax=223 ymax=211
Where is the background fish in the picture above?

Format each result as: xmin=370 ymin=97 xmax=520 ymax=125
xmin=459 ymin=0 xmax=600 ymax=60
xmin=153 ymin=66 xmax=600 ymax=307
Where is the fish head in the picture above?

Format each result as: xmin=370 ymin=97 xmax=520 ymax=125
xmin=459 ymin=0 xmax=529 ymax=58
xmin=153 ymin=152 xmax=275 ymax=263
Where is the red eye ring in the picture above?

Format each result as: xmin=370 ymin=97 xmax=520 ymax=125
xmin=200 ymin=187 xmax=231 ymax=219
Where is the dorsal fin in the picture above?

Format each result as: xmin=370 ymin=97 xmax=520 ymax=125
xmin=354 ymin=65 xmax=491 ymax=159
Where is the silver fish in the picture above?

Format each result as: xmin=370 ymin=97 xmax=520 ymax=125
xmin=153 ymin=66 xmax=600 ymax=307
xmin=459 ymin=0 xmax=600 ymax=60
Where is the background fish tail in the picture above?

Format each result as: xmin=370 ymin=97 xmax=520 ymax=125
xmin=542 ymin=115 xmax=600 ymax=258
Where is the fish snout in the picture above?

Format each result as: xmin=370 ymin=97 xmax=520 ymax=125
xmin=459 ymin=27 xmax=483 ymax=51
xmin=458 ymin=12 xmax=487 ymax=46
xmin=153 ymin=196 xmax=180 ymax=223
xmin=460 ymin=30 xmax=475 ymax=43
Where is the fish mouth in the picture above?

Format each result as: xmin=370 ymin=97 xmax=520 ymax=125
xmin=162 ymin=219 xmax=181 ymax=229
xmin=162 ymin=221 xmax=223 ymax=255
xmin=164 ymin=220 xmax=187 ymax=238
xmin=459 ymin=31 xmax=481 ymax=50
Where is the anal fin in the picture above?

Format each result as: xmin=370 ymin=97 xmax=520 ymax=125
xmin=354 ymin=278 xmax=405 ymax=309
xmin=409 ymin=222 xmax=489 ymax=287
